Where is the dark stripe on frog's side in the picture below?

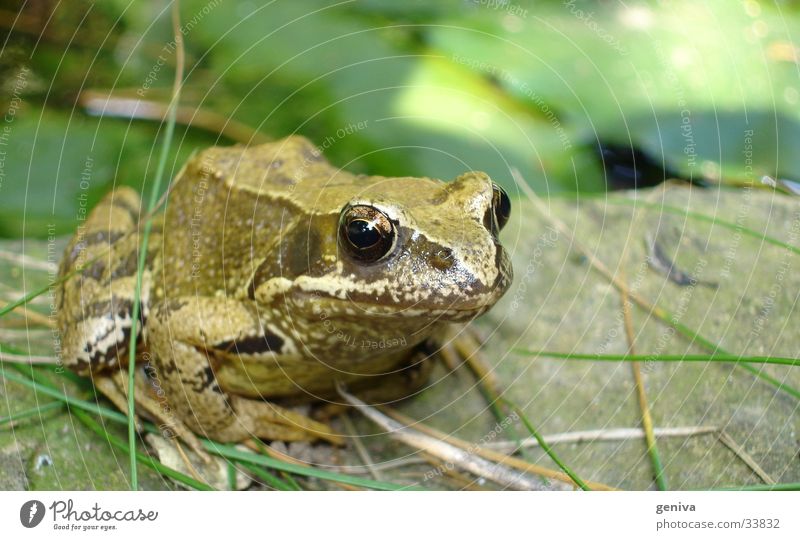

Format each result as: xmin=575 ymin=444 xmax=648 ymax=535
xmin=214 ymin=333 xmax=284 ymax=355
xmin=109 ymin=249 xmax=140 ymax=280
xmin=186 ymin=365 xmax=224 ymax=394
xmin=83 ymin=296 xmax=138 ymax=320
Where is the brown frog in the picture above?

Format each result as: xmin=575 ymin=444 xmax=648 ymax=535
xmin=56 ymin=135 xmax=513 ymax=451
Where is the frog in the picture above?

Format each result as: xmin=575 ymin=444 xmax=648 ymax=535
xmin=56 ymin=135 xmax=513 ymax=452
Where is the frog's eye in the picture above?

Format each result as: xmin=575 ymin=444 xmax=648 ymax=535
xmin=485 ymin=183 xmax=511 ymax=234
xmin=339 ymin=205 xmax=395 ymax=263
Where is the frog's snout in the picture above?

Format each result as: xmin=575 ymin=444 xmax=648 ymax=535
xmin=436 ymin=242 xmax=514 ymax=318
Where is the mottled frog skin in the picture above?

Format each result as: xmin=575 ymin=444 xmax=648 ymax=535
xmin=57 ymin=136 xmax=512 ymax=446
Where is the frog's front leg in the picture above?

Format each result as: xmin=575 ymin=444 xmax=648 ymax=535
xmin=56 ymin=187 xmax=209 ymax=456
xmin=146 ymin=296 xmax=343 ymax=445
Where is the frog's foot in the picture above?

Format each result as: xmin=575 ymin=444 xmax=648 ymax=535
xmin=147 ymin=295 xmax=344 ymax=446
xmin=313 ymin=340 xmax=437 ymax=422
xmin=97 ymin=369 xmax=211 ymax=460
xmin=222 ymin=397 xmax=344 ymax=445
xmin=346 ymin=324 xmax=499 ymax=405
xmin=353 ymin=342 xmax=436 ymax=404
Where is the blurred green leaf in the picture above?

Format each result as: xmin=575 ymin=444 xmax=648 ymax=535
xmin=430 ymin=0 xmax=800 ymax=184
xmin=0 ymin=108 xmax=212 ymax=238
xmin=613 ymin=110 xmax=800 ymax=183
xmin=3 ymin=0 xmax=800 ymax=240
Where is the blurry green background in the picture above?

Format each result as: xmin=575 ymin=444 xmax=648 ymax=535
xmin=1 ymin=0 xmax=799 ymax=238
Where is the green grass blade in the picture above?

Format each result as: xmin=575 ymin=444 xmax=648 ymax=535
xmin=671 ymin=329 xmax=800 ymax=401
xmin=71 ymin=407 xmax=214 ymax=491
xmin=2 ymin=364 xmax=128 ymax=424
xmin=648 ymin=433 xmax=668 ymax=491
xmin=2 ymin=362 xmax=213 ymax=490
xmin=605 ymin=198 xmax=800 ymax=257
xmin=280 ymin=472 xmax=303 ymax=491
xmin=515 ymin=351 xmax=800 ymax=367
xmin=3 ymin=362 xmax=414 ymax=491
xmin=712 ymin=482 xmax=800 ymax=491
xmin=0 ymin=286 xmax=52 ymax=319
xmin=0 ymin=400 xmax=63 ymax=428
xmin=246 ymin=438 xmax=302 ymax=490
xmin=519 ymin=349 xmax=800 ymax=401
xmin=734 ymin=363 xmax=800 ymax=400
xmin=204 ymin=442 xmax=420 ymax=491
xmin=500 ymin=398 xmax=591 ymax=491
xmin=239 ymin=463 xmax=296 ymax=491
xmin=126 ymin=1 xmax=185 ymax=490
xmin=227 ymin=461 xmax=237 ymax=491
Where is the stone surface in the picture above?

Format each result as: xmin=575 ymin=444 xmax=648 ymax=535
xmin=1 ymin=183 xmax=798 ymax=490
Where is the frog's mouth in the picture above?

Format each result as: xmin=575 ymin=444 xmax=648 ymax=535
xmin=290 ymin=279 xmax=510 ymax=323
xmin=287 ymin=251 xmax=513 ymax=322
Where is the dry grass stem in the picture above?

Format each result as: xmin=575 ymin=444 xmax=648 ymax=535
xmin=339 ymin=387 xmax=547 ymax=490
xmin=485 ymin=426 xmax=719 ymax=452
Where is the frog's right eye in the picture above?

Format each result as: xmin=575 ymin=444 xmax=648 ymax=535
xmin=492 ymin=184 xmax=511 ymax=231
xmin=483 ymin=183 xmax=511 ymax=236
xmin=339 ymin=205 xmax=395 ymax=263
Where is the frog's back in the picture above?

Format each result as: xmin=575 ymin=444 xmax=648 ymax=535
xmin=197 ymin=136 xmax=357 ymax=209
xmin=193 ymin=136 xmax=443 ymax=214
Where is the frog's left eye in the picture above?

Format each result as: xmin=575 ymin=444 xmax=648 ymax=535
xmin=339 ymin=205 xmax=395 ymax=263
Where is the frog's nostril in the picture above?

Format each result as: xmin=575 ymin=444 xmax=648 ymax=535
xmin=431 ymin=248 xmax=455 ymax=271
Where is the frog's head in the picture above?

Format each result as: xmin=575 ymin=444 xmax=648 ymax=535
xmin=287 ymin=171 xmax=513 ymax=323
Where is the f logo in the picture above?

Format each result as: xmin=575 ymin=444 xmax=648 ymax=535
xmin=19 ymin=500 xmax=45 ymax=528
